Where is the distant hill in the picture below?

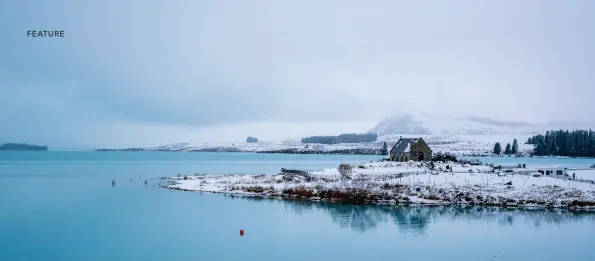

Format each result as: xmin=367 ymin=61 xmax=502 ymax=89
xmin=369 ymin=115 xmax=431 ymax=136
xmin=0 ymin=143 xmax=48 ymax=151
xmin=369 ymin=113 xmax=595 ymax=138
xmin=301 ymin=133 xmax=377 ymax=144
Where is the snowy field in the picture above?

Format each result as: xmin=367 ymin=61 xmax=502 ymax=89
xmin=165 ymin=161 xmax=595 ymax=210
xmin=573 ymin=169 xmax=595 ymax=181
xmin=145 ymin=133 xmax=536 ymax=156
xmin=308 ymin=161 xmax=492 ymax=176
xmin=402 ymin=133 xmax=535 ymax=156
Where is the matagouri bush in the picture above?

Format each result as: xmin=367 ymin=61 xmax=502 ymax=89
xmin=432 ymin=152 xmax=458 ymax=162
xmin=338 ymin=163 xmax=353 ymax=180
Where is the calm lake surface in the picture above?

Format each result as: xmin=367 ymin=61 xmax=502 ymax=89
xmin=1 ymin=151 xmax=595 ymax=261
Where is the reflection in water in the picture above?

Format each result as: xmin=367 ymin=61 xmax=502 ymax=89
xmin=321 ymin=204 xmax=389 ymax=233
xmin=237 ymin=196 xmax=595 ymax=234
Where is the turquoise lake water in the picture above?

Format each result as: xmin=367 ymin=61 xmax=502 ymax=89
xmin=1 ymin=151 xmax=595 ymax=261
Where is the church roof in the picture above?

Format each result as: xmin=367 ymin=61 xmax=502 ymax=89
xmin=390 ymin=138 xmax=420 ymax=153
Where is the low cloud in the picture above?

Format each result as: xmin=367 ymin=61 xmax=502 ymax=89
xmin=1 ymin=0 xmax=594 ymax=148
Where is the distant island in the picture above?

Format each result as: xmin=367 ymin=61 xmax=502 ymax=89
xmin=0 ymin=143 xmax=48 ymax=151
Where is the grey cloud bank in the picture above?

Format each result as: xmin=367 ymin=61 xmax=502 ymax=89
xmin=1 ymin=0 xmax=594 ymax=148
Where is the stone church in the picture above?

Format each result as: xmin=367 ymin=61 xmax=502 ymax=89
xmin=389 ymin=137 xmax=433 ymax=162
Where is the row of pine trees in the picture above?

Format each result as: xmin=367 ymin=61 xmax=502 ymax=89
xmin=301 ymin=133 xmax=378 ymax=144
xmin=525 ymin=129 xmax=595 ymax=157
xmin=492 ymin=139 xmax=519 ymax=155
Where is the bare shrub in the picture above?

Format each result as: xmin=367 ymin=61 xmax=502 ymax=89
xmin=282 ymin=186 xmax=315 ymax=198
xmin=282 ymin=173 xmax=300 ymax=182
xmin=245 ymin=186 xmax=266 ymax=193
xmin=352 ymin=173 xmax=368 ymax=181
xmin=424 ymin=195 xmax=441 ymax=200
xmin=381 ymin=183 xmax=395 ymax=190
xmin=338 ymin=163 xmax=353 ymax=180
xmin=570 ymin=200 xmax=595 ymax=207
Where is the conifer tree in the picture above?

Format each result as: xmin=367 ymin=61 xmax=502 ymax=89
xmin=526 ymin=129 xmax=595 ymax=157
xmin=511 ymin=139 xmax=518 ymax=154
xmin=493 ymin=142 xmax=502 ymax=155
xmin=504 ymin=143 xmax=512 ymax=154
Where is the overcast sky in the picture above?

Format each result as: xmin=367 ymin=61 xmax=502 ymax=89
xmin=1 ymin=0 xmax=594 ymax=148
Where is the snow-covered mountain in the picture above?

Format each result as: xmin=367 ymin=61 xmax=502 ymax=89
xmin=368 ymin=115 xmax=431 ymax=136
xmin=368 ymin=113 xmax=594 ymax=138
xmin=366 ymin=113 xmax=595 ymax=155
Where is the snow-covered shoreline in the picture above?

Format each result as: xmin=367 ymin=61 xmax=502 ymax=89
xmin=94 ymin=132 xmax=540 ymax=156
xmin=163 ymin=161 xmax=595 ymax=211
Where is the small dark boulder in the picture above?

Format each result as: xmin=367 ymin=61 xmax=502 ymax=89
xmin=504 ymin=181 xmax=512 ymax=186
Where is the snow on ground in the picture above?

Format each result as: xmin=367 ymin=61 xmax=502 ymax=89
xmin=572 ymin=169 xmax=595 ymax=181
xmin=309 ymin=161 xmax=491 ymax=176
xmin=415 ymin=133 xmax=535 ymax=156
xmin=165 ymin=161 xmax=595 ymax=209
xmin=148 ymin=133 xmax=536 ymax=157
xmin=178 ymin=140 xmax=383 ymax=153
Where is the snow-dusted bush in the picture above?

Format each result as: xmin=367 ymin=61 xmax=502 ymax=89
xmin=338 ymin=163 xmax=353 ymax=180
xmin=432 ymin=152 xmax=458 ymax=162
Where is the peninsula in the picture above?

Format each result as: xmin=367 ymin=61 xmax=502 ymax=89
xmin=164 ymin=160 xmax=595 ymax=211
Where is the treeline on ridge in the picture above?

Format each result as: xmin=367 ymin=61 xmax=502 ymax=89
xmin=301 ymin=133 xmax=378 ymax=144
xmin=526 ymin=129 xmax=595 ymax=157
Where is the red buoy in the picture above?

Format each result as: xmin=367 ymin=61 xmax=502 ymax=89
xmin=240 ymin=229 xmax=244 ymax=236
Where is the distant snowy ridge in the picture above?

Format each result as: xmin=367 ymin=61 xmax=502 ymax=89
xmin=101 ymin=114 xmax=592 ymax=156
xmin=149 ymin=142 xmax=190 ymax=151
xmin=370 ymin=113 xmax=594 ymax=137
xmin=369 ymin=115 xmax=431 ymax=136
